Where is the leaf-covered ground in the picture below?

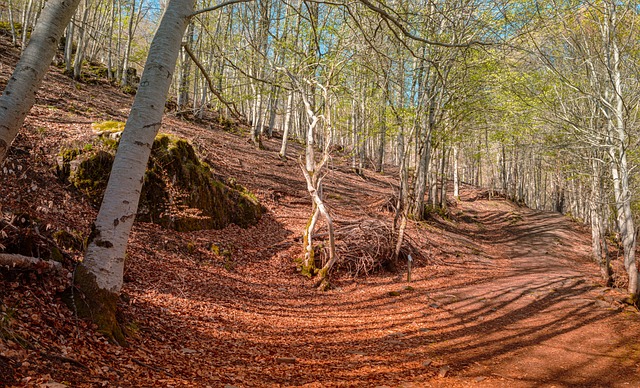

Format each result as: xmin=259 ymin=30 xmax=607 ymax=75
xmin=1 ymin=35 xmax=639 ymax=387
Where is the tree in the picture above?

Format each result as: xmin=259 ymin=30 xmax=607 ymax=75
xmin=0 ymin=0 xmax=82 ymax=164
xmin=74 ymin=0 xmax=196 ymax=342
xmin=74 ymin=0 xmax=252 ymax=342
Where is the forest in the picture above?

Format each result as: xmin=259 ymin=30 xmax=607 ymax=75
xmin=1 ymin=0 xmax=640 ymax=386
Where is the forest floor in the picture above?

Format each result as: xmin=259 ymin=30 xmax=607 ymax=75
xmin=1 ymin=34 xmax=640 ymax=387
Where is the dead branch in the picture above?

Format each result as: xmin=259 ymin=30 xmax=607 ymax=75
xmin=0 ymin=253 xmax=67 ymax=275
xmin=182 ymin=44 xmax=244 ymax=120
xmin=315 ymin=219 xmax=423 ymax=278
xmin=40 ymin=352 xmax=89 ymax=370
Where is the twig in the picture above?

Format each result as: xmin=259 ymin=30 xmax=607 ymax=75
xmin=132 ymin=358 xmax=174 ymax=376
xmin=40 ymin=351 xmax=89 ymax=370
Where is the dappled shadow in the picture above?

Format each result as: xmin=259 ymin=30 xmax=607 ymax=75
xmin=118 ymin=195 xmax=639 ymax=386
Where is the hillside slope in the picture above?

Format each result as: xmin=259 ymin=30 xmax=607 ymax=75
xmin=1 ymin=36 xmax=639 ymax=387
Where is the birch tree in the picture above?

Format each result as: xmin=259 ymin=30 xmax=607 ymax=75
xmin=74 ymin=0 xmax=253 ymax=342
xmin=74 ymin=0 xmax=195 ymax=342
xmin=0 ymin=0 xmax=82 ymax=164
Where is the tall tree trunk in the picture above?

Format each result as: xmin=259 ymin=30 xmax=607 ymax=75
xmin=439 ymin=146 xmax=448 ymax=209
xmin=72 ymin=0 xmax=90 ymax=80
xmin=7 ymin=0 xmax=18 ymax=46
xmin=176 ymin=23 xmax=194 ymax=111
xmin=604 ymin=1 xmax=638 ymax=301
xmin=279 ymin=89 xmax=294 ymax=159
xmin=64 ymin=16 xmax=74 ymax=73
xmin=20 ymin=0 xmax=35 ymax=51
xmin=106 ymin=0 xmax=115 ymax=80
xmin=590 ymin=157 xmax=611 ymax=285
xmin=376 ymin=106 xmax=385 ymax=173
xmin=75 ymin=0 xmax=194 ymax=343
xmin=453 ymin=145 xmax=459 ymax=199
xmin=120 ymin=0 xmax=136 ymax=86
xmin=0 ymin=0 xmax=82 ymax=164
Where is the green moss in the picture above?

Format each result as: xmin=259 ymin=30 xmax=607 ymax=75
xmin=0 ymin=22 xmax=21 ymax=34
xmin=121 ymin=85 xmax=137 ymax=95
xmin=49 ymin=247 xmax=64 ymax=263
xmin=92 ymin=120 xmax=125 ymax=133
xmin=70 ymin=266 xmax=126 ymax=345
xmin=59 ymin=134 xmax=263 ymax=232
xmin=53 ymin=230 xmax=85 ymax=252
xmin=56 ymin=148 xmax=81 ymax=181
xmin=137 ymin=134 xmax=263 ymax=231
xmin=70 ymin=150 xmax=114 ymax=207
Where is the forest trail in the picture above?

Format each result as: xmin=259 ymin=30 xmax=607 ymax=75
xmin=118 ymin=185 xmax=640 ymax=388
xmin=412 ymin=191 xmax=640 ymax=387
xmin=1 ymin=32 xmax=639 ymax=386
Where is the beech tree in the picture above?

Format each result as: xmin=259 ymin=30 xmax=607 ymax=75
xmin=0 ymin=0 xmax=82 ymax=164
xmin=516 ymin=0 xmax=640 ymax=299
xmin=74 ymin=0 xmax=251 ymax=342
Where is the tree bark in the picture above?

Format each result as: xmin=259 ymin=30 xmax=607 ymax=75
xmin=7 ymin=0 xmax=18 ymax=46
xmin=279 ymin=89 xmax=294 ymax=159
xmin=76 ymin=0 xmax=195 ymax=343
xmin=119 ymin=0 xmax=136 ymax=86
xmin=72 ymin=0 xmax=90 ymax=80
xmin=0 ymin=0 xmax=82 ymax=164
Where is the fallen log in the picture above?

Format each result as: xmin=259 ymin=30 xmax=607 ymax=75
xmin=0 ymin=253 xmax=67 ymax=275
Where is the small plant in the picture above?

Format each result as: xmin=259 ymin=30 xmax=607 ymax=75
xmin=121 ymin=85 xmax=137 ymax=95
xmin=209 ymin=243 xmax=220 ymax=255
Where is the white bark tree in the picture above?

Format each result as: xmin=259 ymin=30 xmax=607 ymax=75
xmin=0 ymin=0 xmax=82 ymax=164
xmin=74 ymin=0 xmax=195 ymax=342
xmin=74 ymin=0 xmax=252 ymax=342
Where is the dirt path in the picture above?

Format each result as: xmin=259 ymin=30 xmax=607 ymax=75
xmin=2 ymin=33 xmax=638 ymax=386
xmin=115 ymin=186 xmax=640 ymax=388
xmin=238 ymin=190 xmax=640 ymax=388
xmin=416 ymin=193 xmax=640 ymax=387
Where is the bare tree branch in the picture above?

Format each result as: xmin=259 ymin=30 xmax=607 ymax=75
xmin=357 ymin=0 xmax=492 ymax=48
xmin=182 ymin=43 xmax=244 ymax=119
xmin=191 ymin=0 xmax=254 ymax=17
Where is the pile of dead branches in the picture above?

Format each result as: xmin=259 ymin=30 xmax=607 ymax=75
xmin=317 ymin=219 xmax=422 ymax=278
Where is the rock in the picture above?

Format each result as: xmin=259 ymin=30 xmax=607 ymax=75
xmin=276 ymin=357 xmax=297 ymax=364
xmin=429 ymin=303 xmax=440 ymax=309
xmin=438 ymin=365 xmax=451 ymax=377
xmin=422 ymin=359 xmax=433 ymax=367
xmin=180 ymin=348 xmax=198 ymax=354
xmin=474 ymin=376 xmax=486 ymax=382
xmin=58 ymin=134 xmax=264 ymax=231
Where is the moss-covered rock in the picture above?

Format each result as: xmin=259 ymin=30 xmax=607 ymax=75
xmin=69 ymin=150 xmax=114 ymax=207
xmin=58 ymin=134 xmax=264 ymax=232
xmin=137 ymin=134 xmax=263 ymax=231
